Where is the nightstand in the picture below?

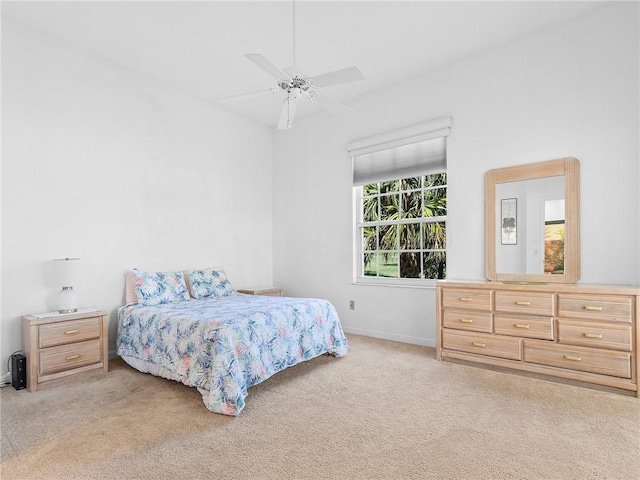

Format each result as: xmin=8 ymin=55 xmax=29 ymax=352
xmin=21 ymin=309 xmax=109 ymax=392
xmin=237 ymin=287 xmax=284 ymax=297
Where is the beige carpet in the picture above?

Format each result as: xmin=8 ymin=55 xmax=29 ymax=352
xmin=1 ymin=334 xmax=639 ymax=480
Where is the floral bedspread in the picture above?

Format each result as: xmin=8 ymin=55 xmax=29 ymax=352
xmin=117 ymin=293 xmax=349 ymax=415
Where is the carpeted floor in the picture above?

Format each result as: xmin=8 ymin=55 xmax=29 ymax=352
xmin=1 ymin=334 xmax=639 ymax=480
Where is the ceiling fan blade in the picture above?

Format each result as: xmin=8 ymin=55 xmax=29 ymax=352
xmin=308 ymin=66 xmax=365 ymax=88
xmin=313 ymin=93 xmax=358 ymax=117
xmin=217 ymin=88 xmax=280 ymax=104
xmin=277 ymin=95 xmax=299 ymax=130
xmin=246 ymin=53 xmax=291 ymax=81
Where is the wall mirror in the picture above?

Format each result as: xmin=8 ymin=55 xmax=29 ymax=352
xmin=485 ymin=157 xmax=580 ymax=283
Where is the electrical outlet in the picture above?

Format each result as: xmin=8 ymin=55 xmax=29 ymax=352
xmin=349 ymin=300 xmax=355 ymax=310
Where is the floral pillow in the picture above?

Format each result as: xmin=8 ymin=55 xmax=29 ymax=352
xmin=133 ymin=268 xmax=190 ymax=306
xmin=187 ymin=269 xmax=236 ymax=299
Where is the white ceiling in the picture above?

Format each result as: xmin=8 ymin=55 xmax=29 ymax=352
xmin=3 ymin=0 xmax=610 ymax=128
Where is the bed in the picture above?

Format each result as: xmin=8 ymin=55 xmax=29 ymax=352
xmin=116 ymin=268 xmax=349 ymax=415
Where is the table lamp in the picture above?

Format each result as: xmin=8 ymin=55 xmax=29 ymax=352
xmin=51 ymin=257 xmax=80 ymax=313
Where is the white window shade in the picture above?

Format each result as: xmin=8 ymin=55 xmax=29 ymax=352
xmin=348 ymin=117 xmax=451 ymax=186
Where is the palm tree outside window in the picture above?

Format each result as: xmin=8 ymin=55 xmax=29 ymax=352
xmin=358 ymin=173 xmax=447 ymax=282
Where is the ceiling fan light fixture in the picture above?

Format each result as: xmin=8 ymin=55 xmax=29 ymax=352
xmin=290 ymin=87 xmax=302 ymax=101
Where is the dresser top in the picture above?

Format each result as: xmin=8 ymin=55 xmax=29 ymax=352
xmin=437 ymin=280 xmax=640 ymax=295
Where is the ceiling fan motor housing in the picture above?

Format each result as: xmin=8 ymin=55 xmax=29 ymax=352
xmin=279 ymin=76 xmax=313 ymax=94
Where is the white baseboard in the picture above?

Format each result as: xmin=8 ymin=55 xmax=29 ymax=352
xmin=1 ymin=372 xmax=11 ymax=384
xmin=342 ymin=326 xmax=436 ymax=348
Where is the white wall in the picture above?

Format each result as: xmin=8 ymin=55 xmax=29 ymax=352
xmin=1 ymin=21 xmax=274 ymax=372
xmin=2 ymin=3 xmax=638 ymax=376
xmin=272 ymin=2 xmax=639 ymax=346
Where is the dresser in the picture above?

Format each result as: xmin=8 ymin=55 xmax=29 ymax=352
xmin=22 ymin=309 xmax=109 ymax=392
xmin=436 ymin=281 xmax=639 ymax=397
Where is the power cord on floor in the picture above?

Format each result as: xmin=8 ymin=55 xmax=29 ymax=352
xmin=0 ymin=351 xmax=22 ymax=388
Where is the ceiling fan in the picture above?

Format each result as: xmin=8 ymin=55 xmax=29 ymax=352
xmin=217 ymin=1 xmax=365 ymax=130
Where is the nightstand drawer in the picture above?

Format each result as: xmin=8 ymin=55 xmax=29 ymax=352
xmin=40 ymin=339 xmax=102 ymax=376
xmin=442 ymin=329 xmax=521 ymax=361
xmin=524 ymin=341 xmax=631 ymax=378
xmin=442 ymin=310 xmax=492 ymax=333
xmin=558 ymin=320 xmax=632 ymax=352
xmin=39 ymin=317 xmax=101 ymax=349
xmin=442 ymin=289 xmax=491 ymax=311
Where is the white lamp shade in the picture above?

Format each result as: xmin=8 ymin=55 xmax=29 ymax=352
xmin=51 ymin=258 xmax=80 ymax=287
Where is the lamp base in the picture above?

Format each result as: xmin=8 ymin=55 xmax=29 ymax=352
xmin=58 ymin=286 xmax=78 ymax=314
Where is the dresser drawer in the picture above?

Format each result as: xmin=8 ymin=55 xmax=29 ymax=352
xmin=495 ymin=291 xmax=554 ymax=316
xmin=40 ymin=339 xmax=102 ymax=376
xmin=443 ymin=310 xmax=492 ymax=333
xmin=442 ymin=329 xmax=521 ymax=360
xmin=558 ymin=320 xmax=632 ymax=352
xmin=39 ymin=317 xmax=102 ymax=349
xmin=558 ymin=294 xmax=632 ymax=323
xmin=442 ymin=289 xmax=491 ymax=311
xmin=524 ymin=341 xmax=631 ymax=378
xmin=494 ymin=314 xmax=553 ymax=340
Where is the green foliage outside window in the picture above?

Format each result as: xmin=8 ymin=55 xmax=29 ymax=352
xmin=361 ymin=173 xmax=447 ymax=280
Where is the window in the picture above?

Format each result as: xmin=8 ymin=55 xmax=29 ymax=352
xmin=349 ymin=118 xmax=451 ymax=286
xmin=356 ymin=172 xmax=447 ymax=284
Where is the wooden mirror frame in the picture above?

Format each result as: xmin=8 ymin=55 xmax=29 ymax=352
xmin=485 ymin=157 xmax=580 ymax=283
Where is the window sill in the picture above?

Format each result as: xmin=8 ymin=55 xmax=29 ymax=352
xmin=352 ymin=280 xmax=437 ymax=289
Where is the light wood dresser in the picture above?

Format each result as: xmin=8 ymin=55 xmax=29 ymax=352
xmin=436 ymin=281 xmax=639 ymax=397
xmin=22 ymin=309 xmax=109 ymax=392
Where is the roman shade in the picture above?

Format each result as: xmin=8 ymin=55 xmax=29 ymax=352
xmin=348 ymin=117 xmax=452 ymax=186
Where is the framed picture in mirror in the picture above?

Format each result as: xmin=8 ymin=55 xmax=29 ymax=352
xmin=500 ymin=198 xmax=517 ymax=245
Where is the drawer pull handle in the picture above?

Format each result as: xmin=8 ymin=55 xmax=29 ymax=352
xmin=564 ymin=355 xmax=581 ymax=361
xmin=472 ymin=342 xmax=486 ymax=348
xmin=584 ymin=306 xmax=603 ymax=311
xmin=459 ymin=297 xmax=473 ymax=302
xmin=64 ymin=329 xmax=80 ymax=335
xmin=584 ymin=333 xmax=603 ymax=339
xmin=515 ymin=301 xmax=531 ymax=306
xmin=65 ymin=354 xmax=81 ymax=361
xmin=514 ymin=324 xmax=530 ymax=329
xmin=459 ymin=318 xmax=474 ymax=323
